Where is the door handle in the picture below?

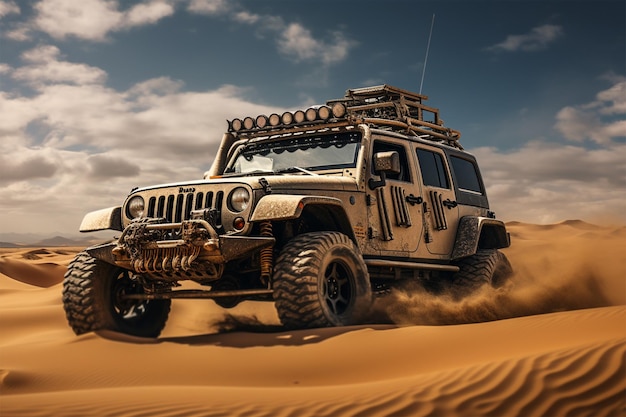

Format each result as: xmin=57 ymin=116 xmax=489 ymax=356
xmin=443 ymin=199 xmax=458 ymax=209
xmin=405 ymin=194 xmax=423 ymax=206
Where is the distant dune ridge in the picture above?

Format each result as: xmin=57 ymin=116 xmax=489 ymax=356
xmin=0 ymin=221 xmax=624 ymax=417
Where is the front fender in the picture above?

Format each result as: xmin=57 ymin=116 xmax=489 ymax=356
xmin=79 ymin=206 xmax=123 ymax=232
xmin=451 ymin=216 xmax=510 ymax=259
xmin=249 ymin=195 xmax=344 ymax=221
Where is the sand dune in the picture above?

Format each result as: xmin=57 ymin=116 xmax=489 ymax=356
xmin=0 ymin=222 xmax=624 ymax=416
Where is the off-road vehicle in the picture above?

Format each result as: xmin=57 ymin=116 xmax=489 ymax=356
xmin=63 ymin=85 xmax=511 ymax=337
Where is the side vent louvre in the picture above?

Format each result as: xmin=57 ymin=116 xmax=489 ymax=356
xmin=429 ymin=190 xmax=448 ymax=231
xmin=391 ymin=186 xmax=411 ymax=227
xmin=376 ymin=188 xmax=393 ymax=241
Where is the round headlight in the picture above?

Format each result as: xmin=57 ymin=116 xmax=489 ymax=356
xmin=127 ymin=196 xmax=145 ymax=219
xmin=228 ymin=187 xmax=250 ymax=212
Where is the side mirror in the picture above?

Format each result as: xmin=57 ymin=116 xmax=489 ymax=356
xmin=369 ymin=151 xmax=401 ymax=190
xmin=373 ymin=151 xmax=401 ymax=175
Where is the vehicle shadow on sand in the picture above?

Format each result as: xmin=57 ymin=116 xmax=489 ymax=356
xmin=97 ymin=319 xmax=397 ymax=348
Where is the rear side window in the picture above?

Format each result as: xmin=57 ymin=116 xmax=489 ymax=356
xmin=450 ymin=156 xmax=483 ymax=193
xmin=416 ymin=148 xmax=449 ymax=188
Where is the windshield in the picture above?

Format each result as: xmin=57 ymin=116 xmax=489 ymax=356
xmin=225 ymin=131 xmax=361 ymax=175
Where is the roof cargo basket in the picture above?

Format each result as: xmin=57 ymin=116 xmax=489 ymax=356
xmin=328 ymin=85 xmax=462 ymax=149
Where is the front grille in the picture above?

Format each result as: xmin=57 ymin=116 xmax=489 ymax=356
xmin=146 ymin=191 xmax=224 ymax=224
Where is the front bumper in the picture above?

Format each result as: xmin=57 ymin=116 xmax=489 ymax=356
xmin=87 ymin=217 xmax=274 ymax=279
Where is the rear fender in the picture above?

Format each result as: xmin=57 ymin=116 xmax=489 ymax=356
xmin=451 ymin=216 xmax=510 ymax=260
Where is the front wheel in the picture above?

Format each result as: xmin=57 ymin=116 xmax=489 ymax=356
xmin=273 ymin=232 xmax=372 ymax=329
xmin=62 ymin=251 xmax=171 ymax=337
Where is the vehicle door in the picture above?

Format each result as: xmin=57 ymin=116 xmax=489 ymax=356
xmin=364 ymin=138 xmax=424 ymax=256
xmin=413 ymin=145 xmax=460 ymax=256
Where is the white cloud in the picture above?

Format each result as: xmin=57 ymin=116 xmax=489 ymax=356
xmin=187 ymin=0 xmax=229 ymax=15
xmin=473 ymin=142 xmax=626 ymax=224
xmin=4 ymin=24 xmax=31 ymax=41
xmin=20 ymin=0 xmax=354 ymax=66
xmin=0 ymin=52 xmax=284 ymax=233
xmin=123 ymin=0 xmax=175 ymax=27
xmin=186 ymin=2 xmax=355 ymax=66
xmin=0 ymin=0 xmax=19 ymax=18
xmin=277 ymin=23 xmax=355 ymax=65
xmin=33 ymin=0 xmax=123 ymax=41
xmin=486 ymin=24 xmax=563 ymax=52
xmin=555 ymin=79 xmax=626 ymax=145
xmin=12 ymin=45 xmax=107 ymax=87
xmin=31 ymin=0 xmax=175 ymax=41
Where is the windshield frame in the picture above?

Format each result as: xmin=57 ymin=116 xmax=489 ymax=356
xmin=224 ymin=130 xmax=362 ymax=175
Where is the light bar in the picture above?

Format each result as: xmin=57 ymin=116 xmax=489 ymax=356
xmin=228 ymin=102 xmax=350 ymax=134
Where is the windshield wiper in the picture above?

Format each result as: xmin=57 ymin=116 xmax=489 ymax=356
xmin=276 ymin=166 xmax=318 ymax=176
xmin=221 ymin=169 xmax=275 ymax=178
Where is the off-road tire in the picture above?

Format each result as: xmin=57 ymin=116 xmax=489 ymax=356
xmin=62 ymin=251 xmax=171 ymax=337
xmin=450 ymin=249 xmax=513 ymax=298
xmin=273 ymin=232 xmax=372 ymax=329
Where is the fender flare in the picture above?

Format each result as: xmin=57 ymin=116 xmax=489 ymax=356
xmin=250 ymin=195 xmax=355 ymax=240
xmin=79 ymin=206 xmax=123 ymax=232
xmin=451 ymin=216 xmax=510 ymax=260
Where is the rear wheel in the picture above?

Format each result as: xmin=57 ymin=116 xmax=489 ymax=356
xmin=273 ymin=232 xmax=372 ymax=329
xmin=450 ymin=249 xmax=513 ymax=298
xmin=62 ymin=251 xmax=171 ymax=337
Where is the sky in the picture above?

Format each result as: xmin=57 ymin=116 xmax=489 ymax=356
xmin=0 ymin=0 xmax=624 ymax=236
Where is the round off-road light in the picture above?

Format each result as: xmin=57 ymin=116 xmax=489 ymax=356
xmin=331 ymin=103 xmax=346 ymax=118
xmin=126 ymin=196 xmax=145 ymax=219
xmin=305 ymin=108 xmax=317 ymax=121
xmin=230 ymin=118 xmax=243 ymax=131
xmin=269 ymin=113 xmax=281 ymax=126
xmin=318 ymin=105 xmax=331 ymax=120
xmin=243 ymin=117 xmax=255 ymax=130
xmin=281 ymin=111 xmax=293 ymax=124
xmin=256 ymin=115 xmax=268 ymax=128
xmin=293 ymin=110 xmax=305 ymax=123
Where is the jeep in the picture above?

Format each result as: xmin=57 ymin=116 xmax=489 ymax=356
xmin=62 ymin=85 xmax=511 ymax=336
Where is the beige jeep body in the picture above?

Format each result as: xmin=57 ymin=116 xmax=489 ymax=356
xmin=63 ymin=85 xmax=511 ymax=335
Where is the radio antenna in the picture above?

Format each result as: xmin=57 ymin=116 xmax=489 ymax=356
xmin=419 ymin=13 xmax=435 ymax=95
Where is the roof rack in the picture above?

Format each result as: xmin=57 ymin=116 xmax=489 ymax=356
xmin=328 ymin=85 xmax=462 ymax=149
xmin=227 ymin=85 xmax=462 ymax=150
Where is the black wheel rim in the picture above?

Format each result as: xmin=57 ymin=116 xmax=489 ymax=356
xmin=322 ymin=260 xmax=354 ymax=316
xmin=112 ymin=271 xmax=151 ymax=323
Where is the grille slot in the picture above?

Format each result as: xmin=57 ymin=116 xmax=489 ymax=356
xmin=146 ymin=190 xmax=223 ymax=223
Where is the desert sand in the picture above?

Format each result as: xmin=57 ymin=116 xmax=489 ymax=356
xmin=0 ymin=221 xmax=624 ymax=417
